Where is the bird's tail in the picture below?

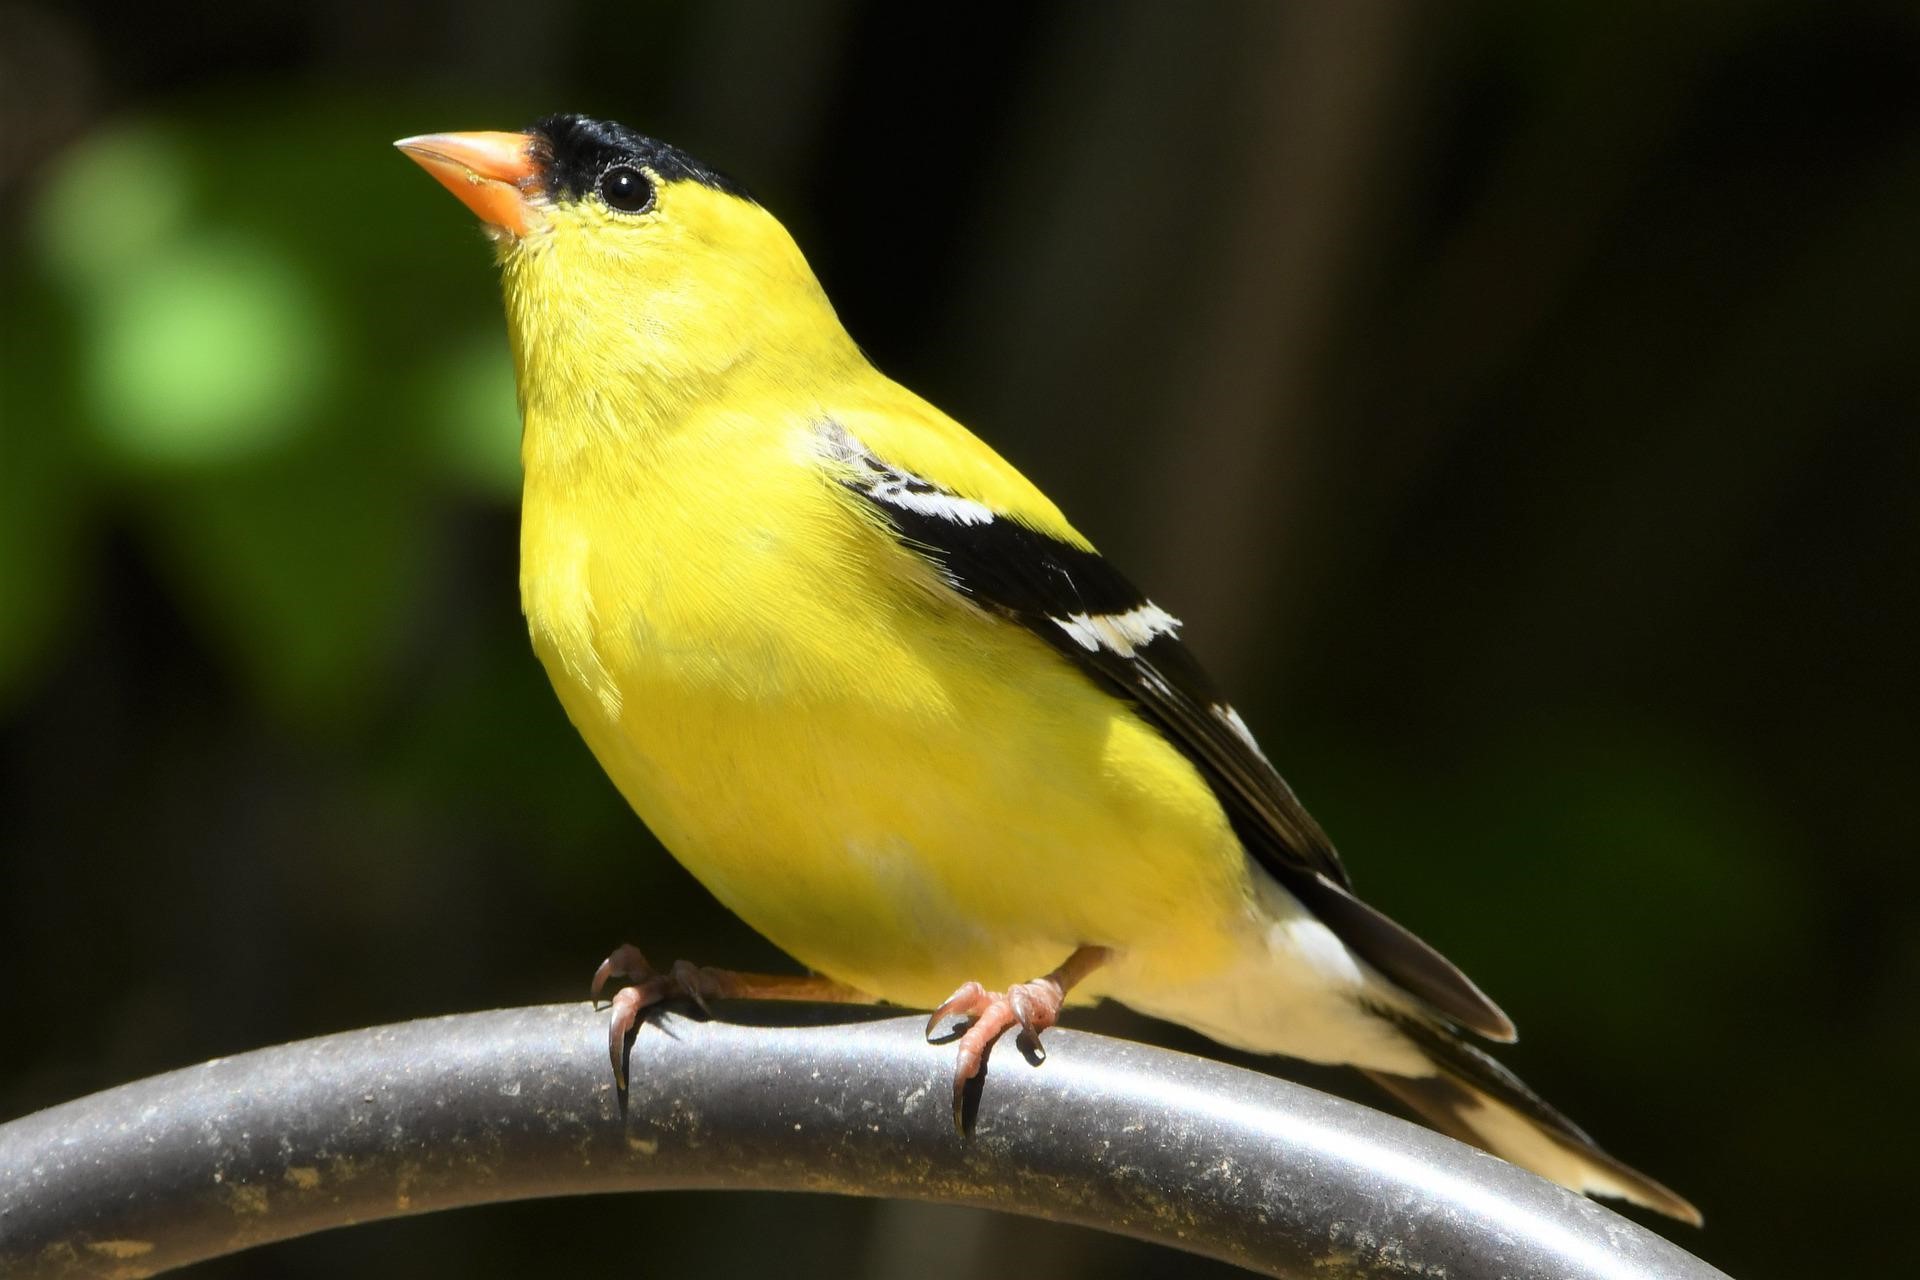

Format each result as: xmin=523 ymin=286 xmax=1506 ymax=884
xmin=1364 ymin=1013 xmax=1702 ymax=1225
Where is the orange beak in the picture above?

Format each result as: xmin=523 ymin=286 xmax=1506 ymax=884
xmin=394 ymin=131 xmax=541 ymax=235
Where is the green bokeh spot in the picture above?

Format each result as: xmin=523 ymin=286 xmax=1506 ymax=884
xmin=87 ymin=235 xmax=330 ymax=467
xmin=33 ymin=123 xmax=195 ymax=291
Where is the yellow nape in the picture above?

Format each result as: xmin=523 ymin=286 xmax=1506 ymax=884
xmin=500 ymin=176 xmax=1077 ymax=538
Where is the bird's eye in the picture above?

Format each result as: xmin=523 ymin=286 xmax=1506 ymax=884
xmin=598 ymin=166 xmax=655 ymax=214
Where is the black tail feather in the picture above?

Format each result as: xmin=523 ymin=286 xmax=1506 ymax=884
xmin=1291 ymin=873 xmax=1517 ymax=1043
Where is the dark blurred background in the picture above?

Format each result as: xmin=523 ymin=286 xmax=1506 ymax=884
xmin=3 ymin=1 xmax=1915 ymax=1275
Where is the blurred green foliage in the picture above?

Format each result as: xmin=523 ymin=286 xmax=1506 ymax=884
xmin=11 ymin=105 xmax=522 ymax=723
xmin=2 ymin=2 xmax=1917 ymax=1278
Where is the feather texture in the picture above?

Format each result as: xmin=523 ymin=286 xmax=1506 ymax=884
xmin=413 ymin=111 xmax=1700 ymax=1222
xmin=826 ymin=419 xmax=1514 ymax=1041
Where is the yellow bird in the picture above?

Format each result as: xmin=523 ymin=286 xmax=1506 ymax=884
xmin=397 ymin=114 xmax=1697 ymax=1224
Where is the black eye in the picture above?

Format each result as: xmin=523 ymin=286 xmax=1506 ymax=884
xmin=598 ymin=165 xmax=654 ymax=214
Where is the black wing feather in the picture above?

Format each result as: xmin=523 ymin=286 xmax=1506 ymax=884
xmin=825 ymin=423 xmax=1514 ymax=1041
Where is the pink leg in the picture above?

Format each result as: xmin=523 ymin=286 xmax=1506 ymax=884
xmin=591 ymin=943 xmax=870 ymax=1087
xmin=924 ymin=945 xmax=1112 ymax=1133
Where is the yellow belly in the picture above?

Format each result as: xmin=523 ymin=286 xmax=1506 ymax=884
xmin=520 ymin=427 xmax=1254 ymax=1006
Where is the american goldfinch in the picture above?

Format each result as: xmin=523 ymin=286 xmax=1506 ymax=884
xmin=396 ymin=114 xmax=1698 ymax=1224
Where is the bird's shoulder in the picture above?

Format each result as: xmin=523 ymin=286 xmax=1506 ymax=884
xmin=815 ymin=391 xmax=1086 ymax=550
xmin=802 ymin=408 xmax=1343 ymax=877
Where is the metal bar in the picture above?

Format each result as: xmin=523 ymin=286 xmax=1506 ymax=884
xmin=0 ymin=1004 xmax=1725 ymax=1278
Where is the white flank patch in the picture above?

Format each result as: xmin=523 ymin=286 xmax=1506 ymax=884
xmin=869 ymin=478 xmax=997 ymax=526
xmin=1268 ymin=914 xmax=1366 ymax=988
xmin=1111 ymin=867 xmax=1429 ymax=1076
xmin=1053 ymin=602 xmax=1181 ymax=657
xmin=1212 ymin=703 xmax=1271 ymax=762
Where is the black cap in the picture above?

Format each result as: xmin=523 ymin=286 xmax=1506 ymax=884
xmin=528 ymin=113 xmax=754 ymax=203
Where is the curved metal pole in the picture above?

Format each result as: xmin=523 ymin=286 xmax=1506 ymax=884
xmin=0 ymin=1004 xmax=1724 ymax=1279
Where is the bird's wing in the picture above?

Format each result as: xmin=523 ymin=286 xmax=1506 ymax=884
xmin=818 ymin=418 xmax=1515 ymax=1042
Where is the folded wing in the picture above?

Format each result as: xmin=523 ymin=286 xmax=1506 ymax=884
xmin=820 ymin=421 xmax=1514 ymax=1042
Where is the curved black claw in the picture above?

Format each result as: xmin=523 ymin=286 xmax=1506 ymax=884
xmin=1009 ymin=988 xmax=1048 ymax=1061
xmin=592 ymin=946 xmax=730 ymax=1090
xmin=592 ymin=943 xmax=651 ymax=1006
xmin=669 ymin=959 xmax=715 ymax=1017
xmin=606 ymin=985 xmax=648 ymax=1088
xmin=937 ymin=988 xmax=1064 ymax=1135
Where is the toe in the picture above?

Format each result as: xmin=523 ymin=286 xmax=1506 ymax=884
xmin=1009 ymin=987 xmax=1042 ymax=1044
xmin=607 ymin=986 xmax=644 ymax=1088
xmin=1007 ymin=979 xmax=1063 ymax=1059
xmin=946 ymin=997 xmax=1023 ymax=1135
xmin=926 ymin=980 xmax=989 ymax=1039
xmin=949 ymin=1057 xmax=973 ymax=1134
xmin=592 ymin=943 xmax=650 ymax=1003
xmin=949 ymin=1028 xmax=994 ymax=1134
xmin=668 ymin=959 xmax=714 ymax=1016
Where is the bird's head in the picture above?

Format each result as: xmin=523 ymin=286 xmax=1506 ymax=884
xmin=397 ymin=114 xmax=860 ymax=443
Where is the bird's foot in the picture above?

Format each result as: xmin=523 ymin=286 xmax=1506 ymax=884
xmin=922 ymin=946 xmax=1113 ymax=1133
xmin=590 ymin=943 xmax=872 ymax=1089
xmin=590 ymin=944 xmax=721 ymax=1088
xmin=925 ymin=975 xmax=1069 ymax=1134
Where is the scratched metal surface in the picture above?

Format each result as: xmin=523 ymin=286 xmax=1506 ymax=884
xmin=0 ymin=1004 xmax=1727 ymax=1278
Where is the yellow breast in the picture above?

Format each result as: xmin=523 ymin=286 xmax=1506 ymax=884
xmin=518 ymin=399 xmax=1252 ymax=1004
